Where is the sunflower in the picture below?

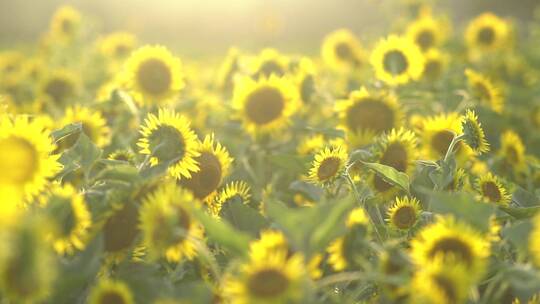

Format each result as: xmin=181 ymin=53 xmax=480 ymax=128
xmin=179 ymin=134 xmax=233 ymax=202
xmin=411 ymin=258 xmax=473 ymax=304
xmin=98 ymin=32 xmax=138 ymax=62
xmin=88 ymin=279 xmax=134 ymax=304
xmin=406 ymin=14 xmax=447 ymax=52
xmin=39 ymin=69 xmax=79 ymax=108
xmin=42 ymin=184 xmax=91 ymax=255
xmin=123 ymin=45 xmax=185 ymax=105
xmin=327 ymin=208 xmax=369 ymax=271
xmin=48 ymin=5 xmax=81 ymax=41
xmin=0 ymin=214 xmax=56 ymax=304
xmin=211 ymin=181 xmax=251 ymax=216
xmin=108 ymin=149 xmax=136 ymax=164
xmin=0 ymin=115 xmax=61 ymax=201
xmin=59 ymin=105 xmax=111 ymax=148
xmin=222 ymin=249 xmax=306 ymax=304
xmin=232 ymin=75 xmax=299 ymax=136
xmin=138 ymin=108 xmax=200 ymax=180
xmin=0 ymin=51 xmax=24 ymax=77
xmin=387 ymin=196 xmax=421 ymax=230
xmin=465 ymin=13 xmax=511 ymax=52
xmin=421 ymin=49 xmax=448 ymax=81
xmin=475 ymin=172 xmax=511 ymax=206
xmin=294 ymin=57 xmax=317 ymax=105
xmin=216 ymin=47 xmax=241 ymax=93
xmin=336 ymin=87 xmax=403 ymax=146
xmin=420 ymin=112 xmax=473 ymax=163
xmin=445 ymin=168 xmax=469 ymax=192
xmin=370 ymin=35 xmax=425 ymax=86
xmin=307 ymin=144 xmax=348 ymax=185
xmin=139 ymin=182 xmax=204 ymax=262
xmin=321 ymin=29 xmax=365 ymax=70
xmin=465 ymin=69 xmax=504 ymax=113
xmin=529 ymin=213 xmax=540 ymax=266
xmin=461 ymin=109 xmax=489 ymax=155
xmin=297 ymin=134 xmax=325 ymax=156
xmin=410 ymin=216 xmax=489 ymax=279
xmin=499 ymin=130 xmax=527 ymax=174
xmin=370 ymin=128 xmax=417 ymax=195
xmin=251 ymin=48 xmax=289 ymax=78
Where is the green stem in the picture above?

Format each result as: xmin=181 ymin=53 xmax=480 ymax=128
xmin=443 ymin=134 xmax=465 ymax=163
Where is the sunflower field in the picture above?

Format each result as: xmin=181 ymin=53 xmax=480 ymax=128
xmin=2 ymin=1 xmax=540 ymax=303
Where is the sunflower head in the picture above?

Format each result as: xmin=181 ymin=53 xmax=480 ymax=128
xmin=321 ymin=29 xmax=365 ymax=70
xmin=465 ymin=68 xmax=504 ymax=113
xmin=422 ymin=49 xmax=448 ymax=81
xmin=307 ymin=144 xmax=348 ymax=185
xmin=387 ymin=196 xmax=421 ymax=230
xmin=138 ymin=108 xmax=200 ymax=180
xmin=108 ymin=149 xmax=136 ymax=164
xmin=294 ymin=57 xmax=317 ymax=105
xmin=59 ymin=105 xmax=111 ymax=149
xmin=39 ymin=69 xmax=80 ymax=108
xmin=49 ymin=5 xmax=81 ymax=41
xmin=98 ymin=32 xmax=138 ymax=62
xmin=336 ymin=87 xmax=403 ymax=146
xmin=411 ymin=216 xmax=489 ymax=279
xmin=370 ymin=35 xmax=425 ymax=86
xmin=41 ymin=184 xmax=91 ymax=255
xmin=211 ymin=181 xmax=251 ymax=217
xmin=475 ymin=172 xmax=511 ymax=206
xmin=461 ymin=109 xmax=489 ymax=155
xmin=370 ymin=128 xmax=417 ymax=194
xmin=89 ymin=279 xmax=134 ymax=304
xmin=499 ymin=130 xmax=526 ymax=174
xmin=421 ymin=112 xmax=473 ymax=162
xmin=233 ymin=75 xmax=299 ymax=136
xmin=251 ymin=48 xmax=289 ymax=78
xmin=179 ymin=134 xmax=233 ymax=202
xmin=123 ymin=45 xmax=185 ymax=105
xmin=0 ymin=115 xmax=61 ymax=201
xmin=139 ymin=182 xmax=203 ymax=262
xmin=465 ymin=12 xmax=511 ymax=52
xmin=406 ymin=13 xmax=447 ymax=52
xmin=222 ymin=249 xmax=306 ymax=303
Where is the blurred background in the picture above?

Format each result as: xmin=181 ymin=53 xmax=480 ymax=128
xmin=0 ymin=0 xmax=537 ymax=56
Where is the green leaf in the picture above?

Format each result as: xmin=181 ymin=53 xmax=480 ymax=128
xmin=93 ymin=164 xmax=141 ymax=184
xmin=361 ymin=161 xmax=410 ymax=193
xmin=504 ymin=265 xmax=540 ymax=303
xmin=500 ymin=206 xmax=540 ymax=219
xmin=502 ymin=220 xmax=533 ymax=253
xmin=220 ymin=199 xmax=269 ymax=236
xmin=193 ymin=209 xmax=251 ymax=257
xmin=57 ymin=132 xmax=102 ymax=179
xmin=426 ymin=191 xmax=495 ymax=232
xmin=51 ymin=123 xmax=82 ymax=143
xmin=512 ymin=187 xmax=540 ymax=207
xmin=268 ymin=153 xmax=311 ymax=174
xmin=428 ymin=157 xmax=456 ymax=190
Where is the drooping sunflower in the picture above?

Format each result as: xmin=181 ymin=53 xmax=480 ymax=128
xmin=232 ymin=75 xmax=299 ymax=136
xmin=98 ymin=31 xmax=138 ymax=62
xmin=179 ymin=134 xmax=233 ymax=202
xmin=88 ymin=279 xmax=134 ymax=304
xmin=336 ymin=87 xmax=403 ymax=146
xmin=420 ymin=112 xmax=473 ymax=163
xmin=321 ymin=29 xmax=366 ymax=70
xmin=307 ymin=144 xmax=348 ymax=185
xmin=411 ymin=258 xmax=473 ymax=304
xmin=387 ymin=196 xmax=421 ymax=230
xmin=138 ymin=108 xmax=200 ymax=180
xmin=59 ymin=105 xmax=111 ymax=148
xmin=39 ymin=69 xmax=80 ymax=108
xmin=327 ymin=208 xmax=370 ymax=271
xmin=0 ymin=115 xmax=61 ymax=201
xmin=0 ymin=214 xmax=57 ymax=304
xmin=123 ymin=45 xmax=185 ymax=105
xmin=421 ymin=48 xmax=449 ymax=81
xmin=211 ymin=181 xmax=251 ymax=216
xmin=42 ymin=184 xmax=91 ymax=255
xmin=499 ymin=130 xmax=527 ymax=174
xmin=139 ymin=182 xmax=203 ymax=262
xmin=410 ymin=216 xmax=489 ymax=279
xmin=406 ymin=13 xmax=447 ymax=52
xmin=222 ymin=249 xmax=306 ymax=304
xmin=465 ymin=69 xmax=505 ymax=113
xmin=465 ymin=13 xmax=511 ymax=52
xmin=250 ymin=48 xmax=289 ymax=78
xmin=475 ymin=172 xmax=511 ymax=206
xmin=370 ymin=35 xmax=425 ymax=86
xmin=48 ymin=5 xmax=81 ymax=42
xmin=461 ymin=109 xmax=489 ymax=155
xmin=370 ymin=128 xmax=418 ymax=195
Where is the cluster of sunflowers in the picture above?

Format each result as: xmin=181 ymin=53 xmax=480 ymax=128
xmin=2 ymin=1 xmax=540 ymax=303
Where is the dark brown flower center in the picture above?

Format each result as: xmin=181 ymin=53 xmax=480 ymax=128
xmin=136 ymin=58 xmax=172 ymax=96
xmin=383 ymin=50 xmax=408 ymax=75
xmin=317 ymin=157 xmax=341 ymax=181
xmin=433 ymin=274 xmax=458 ymax=303
xmin=428 ymin=237 xmax=473 ymax=266
xmin=431 ymin=130 xmax=457 ymax=156
xmin=245 ymin=87 xmax=285 ymax=125
xmin=180 ymin=152 xmax=222 ymax=200
xmin=392 ymin=205 xmax=417 ymax=229
xmin=477 ymin=26 xmax=495 ymax=46
xmin=335 ymin=42 xmax=360 ymax=65
xmin=416 ymin=30 xmax=435 ymax=51
xmin=45 ymin=78 xmax=74 ymax=105
xmin=100 ymin=291 xmax=127 ymax=304
xmin=104 ymin=203 xmax=139 ymax=252
xmin=482 ymin=181 xmax=502 ymax=203
xmin=345 ymin=98 xmax=395 ymax=134
xmin=248 ymin=269 xmax=289 ymax=298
